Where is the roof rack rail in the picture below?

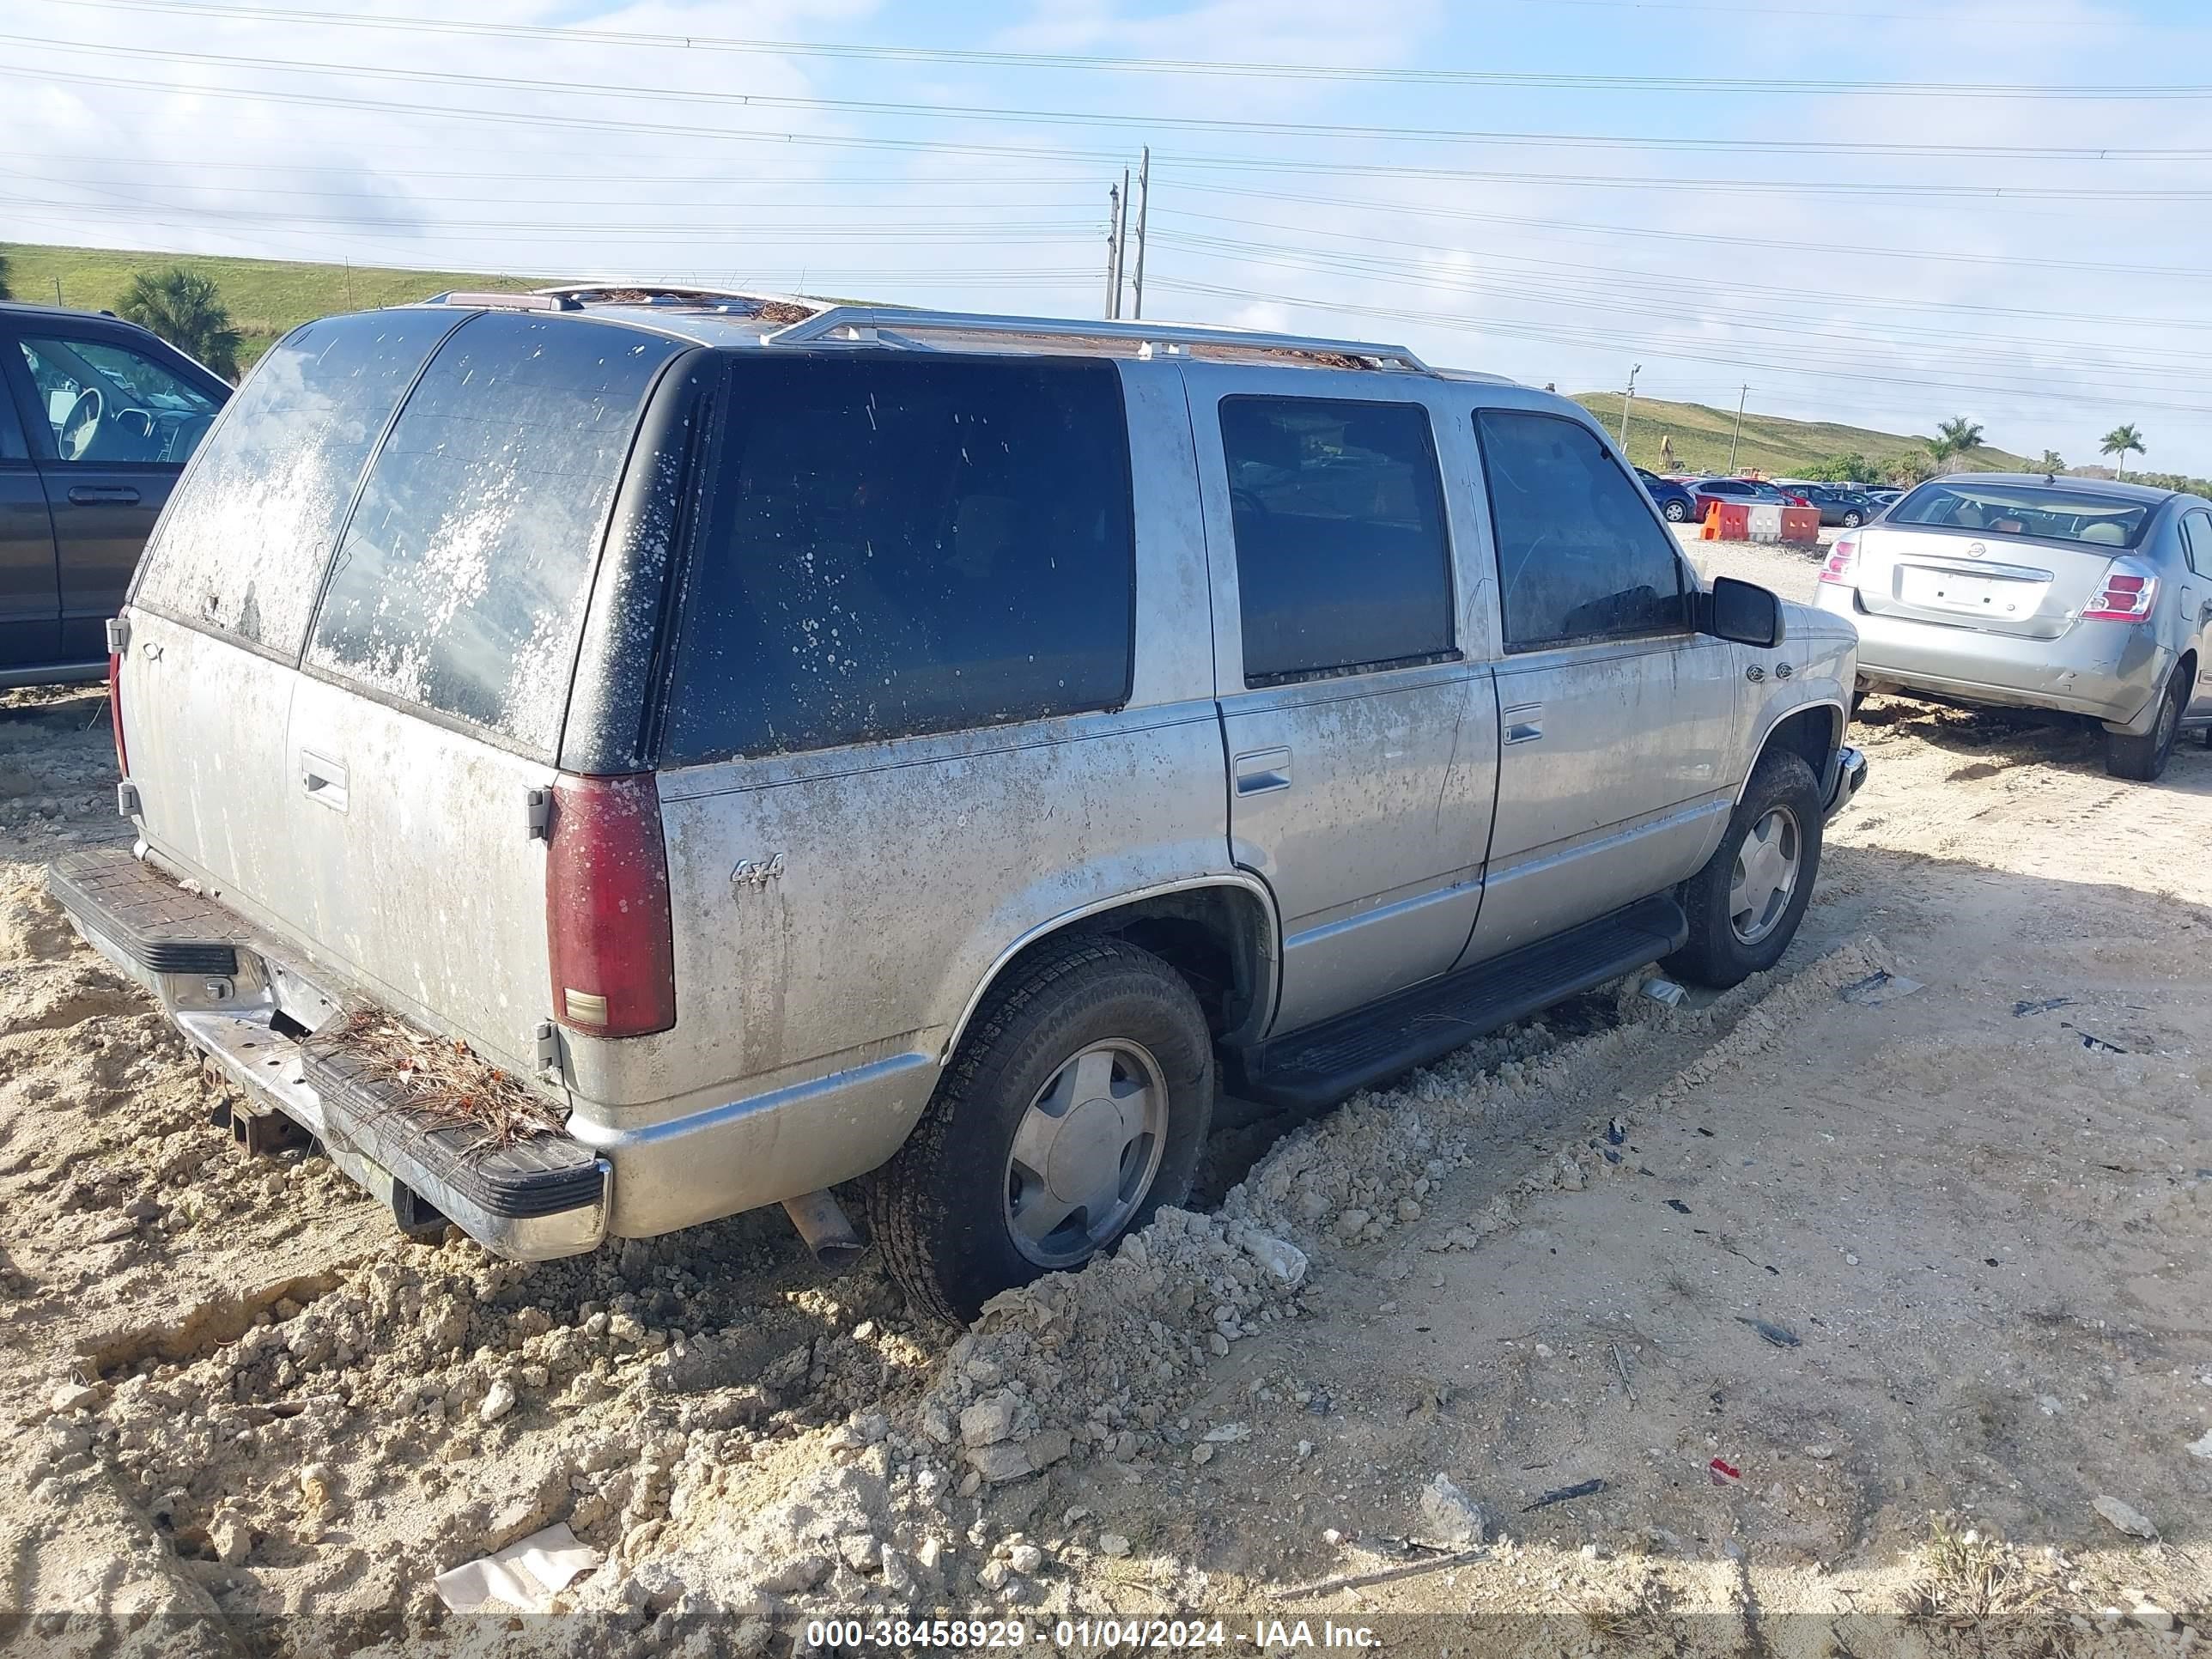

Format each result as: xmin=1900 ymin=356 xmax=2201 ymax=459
xmin=423 ymin=290 xmax=576 ymax=312
xmin=532 ymin=283 xmax=825 ymax=313
xmin=765 ymin=307 xmax=1430 ymax=371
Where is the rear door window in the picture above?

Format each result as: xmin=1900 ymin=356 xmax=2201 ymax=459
xmin=307 ymin=312 xmax=680 ymax=757
xmin=1476 ymin=409 xmax=1687 ymax=649
xmin=662 ymin=354 xmax=1134 ymax=763
xmin=135 ymin=311 xmax=458 ymax=654
xmin=0 ymin=372 xmax=25 ymax=461
xmin=1218 ymin=396 xmax=1454 ymax=684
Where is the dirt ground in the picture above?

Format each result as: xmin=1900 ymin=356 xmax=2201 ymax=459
xmin=3 ymin=538 xmax=2208 ymax=1656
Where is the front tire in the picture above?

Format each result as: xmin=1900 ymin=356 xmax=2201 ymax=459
xmin=1668 ymin=750 xmax=1825 ymax=989
xmin=867 ymin=935 xmax=1213 ymax=1322
xmin=1662 ymin=499 xmax=1690 ymax=523
xmin=2104 ymin=664 xmax=2185 ymax=782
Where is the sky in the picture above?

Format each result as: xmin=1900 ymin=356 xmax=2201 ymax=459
xmin=5 ymin=0 xmax=2211 ymax=472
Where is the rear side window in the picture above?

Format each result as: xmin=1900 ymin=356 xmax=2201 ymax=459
xmin=1218 ymin=396 xmax=1453 ymax=685
xmin=662 ymin=355 xmax=1134 ymax=763
xmin=0 ymin=377 xmax=25 ymax=460
xmin=2183 ymin=510 xmax=2212 ymax=576
xmin=307 ymin=313 xmax=680 ymax=757
xmin=1476 ymin=410 xmax=1686 ymax=649
xmin=134 ymin=311 xmax=455 ymax=653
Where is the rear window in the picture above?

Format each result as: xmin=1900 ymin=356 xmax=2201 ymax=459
xmin=134 ymin=311 xmax=457 ymax=653
xmin=662 ymin=354 xmax=1134 ymax=764
xmin=306 ymin=313 xmax=680 ymax=757
xmin=1888 ymin=481 xmax=2151 ymax=550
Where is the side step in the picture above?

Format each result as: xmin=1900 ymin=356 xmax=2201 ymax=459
xmin=47 ymin=847 xmax=253 ymax=975
xmin=1223 ymin=894 xmax=1687 ymax=1114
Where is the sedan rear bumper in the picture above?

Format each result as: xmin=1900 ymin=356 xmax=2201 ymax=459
xmin=1814 ymin=587 xmax=2170 ymax=732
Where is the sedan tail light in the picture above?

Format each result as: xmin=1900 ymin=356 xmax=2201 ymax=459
xmin=1818 ymin=538 xmax=1859 ymax=585
xmin=2081 ymin=559 xmax=2159 ymax=623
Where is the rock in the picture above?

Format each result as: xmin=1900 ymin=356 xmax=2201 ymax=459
xmin=2187 ymin=1429 xmax=2212 ymax=1462
xmin=854 ymin=1410 xmax=890 ymax=1444
xmin=1207 ymin=1332 xmax=1230 ymax=1358
xmin=1419 ymin=1474 xmax=1486 ymax=1547
xmin=299 ymin=1462 xmax=338 ymax=1513
xmin=958 ymin=1470 xmax=982 ymax=1498
xmin=2036 ymin=1395 xmax=2063 ymax=1417
xmin=123 ymin=1199 xmax=161 ymax=1223
xmin=1190 ymin=1444 xmax=1214 ymax=1467
xmin=1581 ymin=1543 xmax=1603 ymax=1562
xmin=977 ymin=1559 xmax=1011 ymax=1591
xmin=761 ymin=1553 xmax=832 ymax=1595
xmin=47 ymin=1383 xmax=98 ymax=1414
xmin=1024 ymin=1429 xmax=1073 ymax=1470
xmin=1556 ymin=1157 xmax=1586 ymax=1192
xmin=1334 ymin=1209 xmax=1371 ymax=1240
xmin=1203 ymin=1422 xmax=1251 ymax=1443
xmin=2092 ymin=1496 xmax=2158 ymax=1540
xmin=1098 ymin=1534 xmax=1131 ymax=1558
xmin=961 ymin=1391 xmax=1019 ymax=1449
xmin=478 ymin=1379 xmax=517 ymax=1424
xmin=1240 ymin=1232 xmax=1309 ymax=1289
xmin=1395 ymin=1199 xmax=1422 ymax=1223
xmin=917 ymin=1537 xmax=945 ymax=1573
xmin=838 ymin=1533 xmax=881 ymax=1573
xmin=2131 ymin=1603 xmax=2175 ymax=1632
xmin=921 ymin=1402 xmax=955 ymax=1445
xmin=1007 ymin=1543 xmax=1044 ymax=1576
xmin=967 ymin=1442 xmax=1032 ymax=1484
xmin=618 ymin=1238 xmax=652 ymax=1283
xmin=209 ymin=1512 xmax=252 ymax=1568
xmin=1804 ymin=1444 xmax=1836 ymax=1461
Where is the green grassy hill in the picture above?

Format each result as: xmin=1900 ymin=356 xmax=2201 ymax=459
xmin=1 ymin=243 xmax=535 ymax=371
xmin=1571 ymin=392 xmax=2030 ymax=482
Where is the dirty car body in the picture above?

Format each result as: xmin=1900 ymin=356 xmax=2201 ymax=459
xmin=52 ymin=290 xmax=1864 ymax=1316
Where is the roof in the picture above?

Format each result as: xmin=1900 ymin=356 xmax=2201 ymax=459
xmin=398 ymin=285 xmax=1521 ymax=383
xmin=1936 ymin=471 xmax=2176 ymax=505
xmin=0 ymin=299 xmax=136 ymax=327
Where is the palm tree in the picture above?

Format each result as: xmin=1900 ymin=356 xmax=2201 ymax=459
xmin=1930 ymin=416 xmax=1985 ymax=471
xmin=2100 ymin=423 xmax=2146 ymax=481
xmin=117 ymin=266 xmax=242 ymax=380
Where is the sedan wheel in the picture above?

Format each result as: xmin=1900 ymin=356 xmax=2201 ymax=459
xmin=1728 ymin=805 xmax=1802 ymax=945
xmin=1842 ymin=511 xmax=1863 ymax=528
xmin=1663 ymin=499 xmax=1689 ymax=522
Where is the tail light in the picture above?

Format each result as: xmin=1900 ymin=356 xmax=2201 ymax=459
xmin=1819 ymin=537 xmax=1859 ymax=585
xmin=106 ymin=649 xmax=128 ymax=776
xmin=2081 ymin=559 xmax=2159 ymax=623
xmin=545 ymin=773 xmax=677 ymax=1038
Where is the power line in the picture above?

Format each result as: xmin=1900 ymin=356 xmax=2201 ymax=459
xmin=28 ymin=0 xmax=2175 ymax=89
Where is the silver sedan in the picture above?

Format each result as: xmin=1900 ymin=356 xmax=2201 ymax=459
xmin=1813 ymin=474 xmax=2212 ymax=781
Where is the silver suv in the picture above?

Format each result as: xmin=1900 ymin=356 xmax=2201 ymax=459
xmin=52 ymin=290 xmax=1865 ymax=1318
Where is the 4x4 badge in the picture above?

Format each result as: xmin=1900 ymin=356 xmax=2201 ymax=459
xmin=732 ymin=854 xmax=787 ymax=889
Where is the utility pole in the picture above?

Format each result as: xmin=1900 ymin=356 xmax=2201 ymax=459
xmin=1104 ymin=179 xmax=1125 ymax=320
xmin=1115 ymin=166 xmax=1131 ymax=317
xmin=1619 ymin=363 xmax=1642 ymax=450
xmin=1727 ymin=383 xmax=1749 ymax=473
xmin=1130 ymin=147 xmax=1151 ymax=320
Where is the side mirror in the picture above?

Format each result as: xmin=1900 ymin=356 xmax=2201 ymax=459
xmin=1706 ymin=575 xmax=1786 ymax=648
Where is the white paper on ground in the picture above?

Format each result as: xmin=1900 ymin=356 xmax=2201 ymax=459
xmin=434 ymin=1522 xmax=601 ymax=1613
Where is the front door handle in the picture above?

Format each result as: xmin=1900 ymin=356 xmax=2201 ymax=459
xmin=301 ymin=750 xmax=349 ymax=813
xmin=67 ymin=484 xmax=141 ymax=505
xmin=1233 ymin=746 xmax=1291 ymax=796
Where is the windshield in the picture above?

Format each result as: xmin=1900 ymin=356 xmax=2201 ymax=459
xmin=1888 ymin=480 xmax=2151 ymax=550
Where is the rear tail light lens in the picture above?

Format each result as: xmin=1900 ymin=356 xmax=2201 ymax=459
xmin=2081 ymin=561 xmax=2159 ymax=623
xmin=1819 ymin=538 xmax=1858 ymax=585
xmin=106 ymin=649 xmax=128 ymax=776
xmin=545 ymin=773 xmax=677 ymax=1038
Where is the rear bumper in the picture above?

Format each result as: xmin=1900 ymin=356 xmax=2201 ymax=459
xmin=1815 ymin=587 xmax=2168 ymax=731
xmin=46 ymin=848 xmax=608 ymax=1261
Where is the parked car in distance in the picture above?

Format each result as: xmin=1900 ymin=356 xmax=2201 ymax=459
xmin=1792 ymin=484 xmax=1880 ymax=528
xmin=1 ymin=301 xmax=230 ymax=686
xmin=53 ymin=289 xmax=1865 ymax=1319
xmin=1690 ymin=477 xmax=1802 ymax=516
xmin=1815 ymin=473 xmax=2211 ymax=781
xmin=1636 ymin=466 xmax=1698 ymax=522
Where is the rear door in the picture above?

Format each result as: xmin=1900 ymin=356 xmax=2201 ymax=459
xmin=0 ymin=354 xmax=58 ymax=673
xmin=280 ymin=312 xmax=684 ymax=1073
xmin=125 ymin=309 xmax=463 ymax=921
xmin=1461 ymin=405 xmax=1739 ymax=963
xmin=2180 ymin=508 xmax=2212 ymax=719
xmin=8 ymin=324 xmax=225 ymax=663
xmin=1190 ymin=371 xmax=1498 ymax=1036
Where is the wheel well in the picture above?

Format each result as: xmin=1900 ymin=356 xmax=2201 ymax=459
xmin=1751 ymin=704 xmax=1840 ymax=789
xmin=973 ymin=886 xmax=1276 ymax=1051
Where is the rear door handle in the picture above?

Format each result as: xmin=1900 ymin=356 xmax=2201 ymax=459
xmin=301 ymin=750 xmax=349 ymax=813
xmin=1233 ymin=746 xmax=1291 ymax=795
xmin=1503 ymin=702 xmax=1545 ymax=744
xmin=67 ymin=484 xmax=141 ymax=505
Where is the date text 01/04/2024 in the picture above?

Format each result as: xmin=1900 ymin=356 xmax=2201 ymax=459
xmin=802 ymin=1619 xmax=1381 ymax=1650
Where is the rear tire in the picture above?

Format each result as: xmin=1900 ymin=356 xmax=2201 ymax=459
xmin=1841 ymin=510 xmax=1863 ymax=528
xmin=866 ymin=935 xmax=1213 ymax=1322
xmin=1667 ymin=750 xmax=1825 ymax=989
xmin=2103 ymin=665 xmax=2185 ymax=781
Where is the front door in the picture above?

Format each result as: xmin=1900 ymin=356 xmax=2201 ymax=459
xmin=7 ymin=325 xmax=223 ymax=663
xmin=2179 ymin=509 xmax=2212 ymax=721
xmin=1193 ymin=378 xmax=1498 ymax=1036
xmin=1461 ymin=407 xmax=1740 ymax=964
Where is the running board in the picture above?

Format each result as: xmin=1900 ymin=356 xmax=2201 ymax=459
xmin=1222 ymin=894 xmax=1687 ymax=1114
